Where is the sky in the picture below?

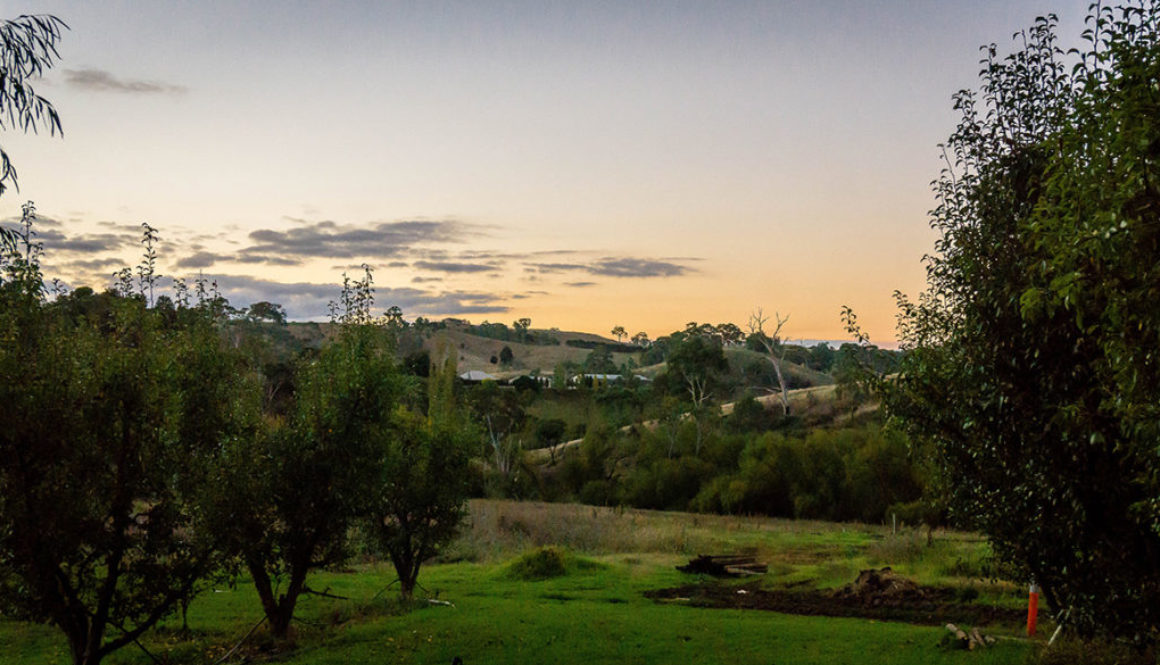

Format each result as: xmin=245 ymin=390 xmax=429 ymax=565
xmin=1 ymin=0 xmax=1092 ymax=342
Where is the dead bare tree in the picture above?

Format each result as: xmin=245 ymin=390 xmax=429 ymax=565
xmin=484 ymin=414 xmax=521 ymax=478
xmin=748 ymin=308 xmax=791 ymax=416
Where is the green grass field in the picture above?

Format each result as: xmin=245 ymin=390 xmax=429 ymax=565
xmin=0 ymin=500 xmax=1039 ymax=664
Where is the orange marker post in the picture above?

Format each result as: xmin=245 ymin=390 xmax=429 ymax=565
xmin=1027 ymin=583 xmax=1040 ymax=637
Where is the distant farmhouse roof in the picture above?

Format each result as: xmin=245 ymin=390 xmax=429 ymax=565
xmin=458 ymin=370 xmax=497 ymax=382
xmin=570 ymin=373 xmax=652 ymax=384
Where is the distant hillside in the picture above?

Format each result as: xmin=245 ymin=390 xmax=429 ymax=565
xmin=276 ymin=319 xmax=841 ymax=390
xmin=418 ymin=326 xmax=638 ymax=378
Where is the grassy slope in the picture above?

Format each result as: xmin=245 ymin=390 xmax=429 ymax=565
xmin=420 ymin=328 xmax=638 ymax=378
xmin=1 ymin=501 xmax=1033 ymax=665
xmin=283 ymin=322 xmax=836 ymax=390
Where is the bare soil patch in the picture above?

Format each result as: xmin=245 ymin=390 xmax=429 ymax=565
xmin=645 ymin=567 xmax=1025 ymax=627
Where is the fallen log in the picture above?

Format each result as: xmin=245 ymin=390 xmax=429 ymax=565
xmin=944 ymin=623 xmax=997 ymax=651
xmin=945 ymin=623 xmax=970 ymax=650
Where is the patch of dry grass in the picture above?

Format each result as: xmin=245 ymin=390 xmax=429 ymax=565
xmin=442 ymin=500 xmax=1014 ymax=604
xmin=443 ymin=499 xmax=885 ymax=564
xmin=423 ymin=329 xmax=636 ymax=376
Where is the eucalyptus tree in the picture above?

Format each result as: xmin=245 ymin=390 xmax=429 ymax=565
xmin=746 ymin=309 xmax=790 ymax=415
xmin=0 ymin=13 xmax=65 ymax=207
xmin=663 ymin=329 xmax=728 ymax=455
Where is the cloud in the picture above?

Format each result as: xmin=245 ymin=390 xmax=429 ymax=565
xmin=525 ymin=262 xmax=589 ymax=274
xmin=59 ymin=257 xmax=125 ymax=272
xmin=173 ymin=250 xmax=301 ymax=269
xmin=35 ymin=229 xmax=134 ymax=254
xmin=175 ymin=251 xmax=221 ymax=269
xmin=452 ymin=248 xmax=581 ymax=261
xmin=412 ymin=276 xmax=443 ymax=283
xmin=242 ymin=219 xmax=485 ymax=262
xmin=191 ymin=275 xmax=338 ymax=319
xmin=566 ymin=281 xmax=597 ymax=287
xmin=412 ymin=260 xmax=499 ymax=274
xmin=1 ymin=212 xmax=64 ymax=229
xmin=166 ymin=274 xmax=511 ymax=320
xmin=589 ymin=257 xmax=692 ymax=278
xmin=523 ymin=256 xmax=697 ymax=279
xmin=235 ymin=254 xmax=301 ymax=266
xmin=417 ymin=291 xmax=511 ymax=315
xmin=63 ymin=68 xmax=187 ymax=95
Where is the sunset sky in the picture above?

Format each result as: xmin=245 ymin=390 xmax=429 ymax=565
xmin=3 ymin=1 xmax=1091 ymax=342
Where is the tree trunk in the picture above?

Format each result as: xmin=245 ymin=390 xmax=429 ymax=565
xmin=64 ymin=625 xmax=104 ymax=665
xmin=769 ymin=357 xmax=790 ymax=416
xmin=247 ymin=558 xmax=304 ymax=640
xmin=393 ymin=549 xmax=418 ymax=601
xmin=399 ymin=577 xmax=415 ymax=601
xmin=65 ymin=626 xmax=89 ymax=665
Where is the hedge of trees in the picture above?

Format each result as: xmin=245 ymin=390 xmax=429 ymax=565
xmin=545 ymin=414 xmax=926 ymax=525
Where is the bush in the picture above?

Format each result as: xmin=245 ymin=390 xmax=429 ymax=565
xmin=507 ymin=546 xmax=568 ymax=580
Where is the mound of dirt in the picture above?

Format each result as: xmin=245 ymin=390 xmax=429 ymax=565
xmin=831 ymin=567 xmax=933 ymax=606
xmin=645 ymin=569 xmax=1027 ymax=627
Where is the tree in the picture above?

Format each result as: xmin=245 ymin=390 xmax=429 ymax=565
xmin=499 ymin=344 xmax=514 ymax=366
xmin=0 ymin=220 xmax=256 ymax=665
xmin=513 ymin=317 xmax=531 ymax=343
xmin=427 ymin=342 xmax=458 ymax=426
xmin=368 ymin=408 xmax=472 ymax=600
xmin=536 ymin=417 xmax=569 ymax=464
xmin=246 ymin=300 xmax=287 ymax=325
xmin=610 ymin=325 xmax=626 ymax=342
xmin=0 ymin=14 xmax=65 ymax=207
xmin=583 ymin=345 xmax=616 ymax=374
xmin=467 ymin=380 xmax=521 ymax=464
xmin=747 ymin=308 xmax=791 ymax=415
xmin=552 ymin=362 xmax=569 ymax=390
xmin=631 ymin=331 xmax=650 ymax=347
xmin=663 ymin=330 xmax=728 ymax=455
xmin=807 ymin=342 xmax=835 ymax=372
xmin=716 ymin=322 xmax=744 ymax=346
xmin=665 ymin=331 xmax=728 ymax=409
xmin=384 ymin=305 xmax=405 ymax=329
xmin=215 ymin=269 xmax=409 ymax=639
xmin=872 ymin=5 xmax=1160 ymax=644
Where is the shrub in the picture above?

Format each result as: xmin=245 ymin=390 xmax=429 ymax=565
xmin=507 ymin=546 xmax=568 ymax=580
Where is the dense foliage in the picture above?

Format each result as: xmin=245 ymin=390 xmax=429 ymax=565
xmin=0 ymin=220 xmax=255 ymax=665
xmin=368 ymin=408 xmax=474 ymax=599
xmin=547 ymin=411 xmax=923 ymax=524
xmin=216 ymin=315 xmax=410 ymax=638
xmin=0 ymin=209 xmax=479 ymax=657
xmin=879 ymin=3 xmax=1160 ymax=644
